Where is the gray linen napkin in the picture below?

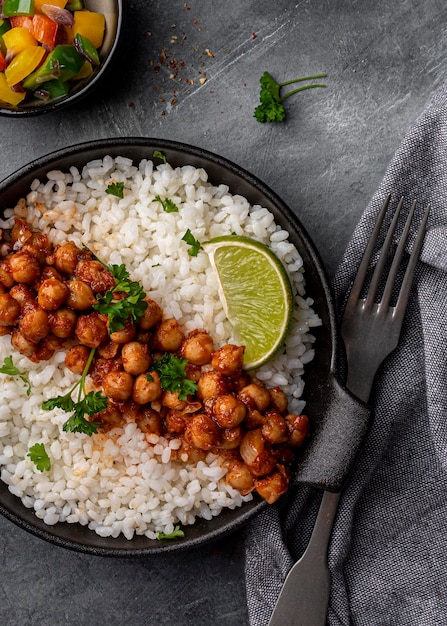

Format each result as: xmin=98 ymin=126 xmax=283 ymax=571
xmin=244 ymin=82 xmax=447 ymax=625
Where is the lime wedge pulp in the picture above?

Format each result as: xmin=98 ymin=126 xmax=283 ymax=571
xmin=203 ymin=235 xmax=293 ymax=369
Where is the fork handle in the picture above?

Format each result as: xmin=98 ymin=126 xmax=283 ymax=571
xmin=268 ymin=490 xmax=341 ymax=626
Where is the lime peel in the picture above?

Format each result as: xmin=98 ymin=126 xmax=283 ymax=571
xmin=203 ymin=235 xmax=294 ymax=369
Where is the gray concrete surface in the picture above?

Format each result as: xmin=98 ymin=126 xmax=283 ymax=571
xmin=1 ymin=1 xmax=447 ymax=624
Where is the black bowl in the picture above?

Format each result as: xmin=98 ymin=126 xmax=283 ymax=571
xmin=0 ymin=138 xmax=370 ymax=556
xmin=0 ymin=0 xmax=122 ymax=117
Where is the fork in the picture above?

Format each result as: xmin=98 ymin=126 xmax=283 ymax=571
xmin=267 ymin=194 xmax=430 ymax=626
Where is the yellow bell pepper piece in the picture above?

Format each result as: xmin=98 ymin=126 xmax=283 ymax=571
xmin=3 ymin=27 xmax=37 ymax=56
xmin=0 ymin=71 xmax=27 ymax=105
xmin=5 ymin=45 xmax=45 ymax=86
xmin=34 ymin=0 xmax=67 ymax=12
xmin=72 ymin=10 xmax=105 ymax=49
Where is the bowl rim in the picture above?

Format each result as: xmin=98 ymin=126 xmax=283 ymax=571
xmin=0 ymin=0 xmax=123 ymax=117
xmin=0 ymin=137 xmax=337 ymax=556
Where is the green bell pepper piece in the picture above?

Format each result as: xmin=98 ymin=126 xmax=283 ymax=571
xmin=2 ymin=0 xmax=34 ymax=17
xmin=0 ymin=19 xmax=12 ymax=55
xmin=35 ymin=79 xmax=71 ymax=101
xmin=65 ymin=0 xmax=84 ymax=10
xmin=23 ymin=45 xmax=84 ymax=91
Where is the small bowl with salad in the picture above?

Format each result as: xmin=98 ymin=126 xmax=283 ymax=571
xmin=0 ymin=0 xmax=122 ymax=116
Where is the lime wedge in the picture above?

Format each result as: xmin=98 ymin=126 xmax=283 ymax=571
xmin=203 ymin=235 xmax=293 ymax=369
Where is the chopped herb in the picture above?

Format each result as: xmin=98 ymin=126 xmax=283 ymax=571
xmin=157 ymin=525 xmax=185 ymax=540
xmin=27 ymin=443 xmax=51 ymax=472
xmin=150 ymin=353 xmax=198 ymax=400
xmin=105 ymin=181 xmax=125 ymax=198
xmin=254 ymin=71 xmax=326 ymax=123
xmin=42 ymin=348 xmax=106 ymax=435
xmin=152 ymin=194 xmax=179 ymax=213
xmin=182 ymin=229 xmax=202 ymax=256
xmin=93 ymin=263 xmax=148 ymax=333
xmin=153 ymin=150 xmax=167 ymax=164
xmin=0 ymin=356 xmax=31 ymax=396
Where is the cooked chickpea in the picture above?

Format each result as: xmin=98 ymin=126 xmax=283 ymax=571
xmin=0 ymin=293 xmax=20 ymax=326
xmin=211 ymin=344 xmax=245 ymax=376
xmin=132 ymin=371 xmax=162 ymax=404
xmin=261 ymin=411 xmax=289 ymax=445
xmin=212 ymin=394 xmax=246 ymax=428
xmin=286 ymin=414 xmax=310 ymax=447
xmin=180 ymin=330 xmax=214 ymax=365
xmin=185 ymin=413 xmax=221 ymax=450
xmin=48 ymin=308 xmax=77 ymax=339
xmin=138 ymin=297 xmax=162 ymax=330
xmin=37 ymin=278 xmax=69 ymax=310
xmin=218 ymin=426 xmax=242 ymax=449
xmin=121 ymin=341 xmax=151 ymax=375
xmin=75 ymin=312 xmax=108 ymax=348
xmin=41 ymin=266 xmax=62 ymax=282
xmin=102 ymin=370 xmax=134 ymax=401
xmin=10 ymin=328 xmax=37 ymax=357
xmin=66 ymin=280 xmax=96 ymax=311
xmin=95 ymin=403 xmax=123 ymax=430
xmin=75 ymin=260 xmax=115 ymax=293
xmin=65 ymin=344 xmax=91 ymax=375
xmin=109 ymin=319 xmax=136 ymax=344
xmin=238 ymin=383 xmax=271 ymax=412
xmin=254 ymin=469 xmax=289 ymax=504
xmin=0 ymin=260 xmax=14 ymax=289
xmin=136 ymin=407 xmax=163 ymax=435
xmin=152 ymin=318 xmax=184 ymax=352
xmin=197 ymin=370 xmax=231 ymax=399
xmin=162 ymin=390 xmax=187 ymax=410
xmin=97 ymin=341 xmax=120 ymax=359
xmin=8 ymin=251 xmax=41 ymax=284
xmin=9 ymin=284 xmax=36 ymax=307
xmin=226 ymin=461 xmax=254 ymax=494
xmin=19 ymin=305 xmax=50 ymax=343
xmin=268 ymin=386 xmax=289 ymax=414
xmin=165 ymin=410 xmax=187 ymax=434
xmin=11 ymin=218 xmax=32 ymax=245
xmin=240 ymin=428 xmax=276 ymax=477
xmin=54 ymin=241 xmax=80 ymax=274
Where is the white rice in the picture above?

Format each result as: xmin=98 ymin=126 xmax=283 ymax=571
xmin=0 ymin=155 xmax=321 ymax=539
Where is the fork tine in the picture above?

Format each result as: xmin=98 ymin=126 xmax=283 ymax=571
xmin=379 ymin=200 xmax=416 ymax=311
xmin=365 ymin=196 xmax=405 ymax=309
xmin=393 ymin=202 xmax=430 ymax=318
xmin=346 ymin=194 xmax=391 ymax=306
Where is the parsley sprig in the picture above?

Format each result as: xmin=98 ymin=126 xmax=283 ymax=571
xmin=150 ymin=353 xmax=198 ymax=400
xmin=0 ymin=356 xmax=31 ymax=396
xmin=93 ymin=263 xmax=147 ymax=334
xmin=254 ymin=71 xmax=326 ymax=123
xmin=152 ymin=194 xmax=179 ymax=213
xmin=105 ymin=181 xmax=125 ymax=198
xmin=157 ymin=525 xmax=185 ymax=540
xmin=27 ymin=443 xmax=51 ymax=472
xmin=42 ymin=348 xmax=106 ymax=435
xmin=182 ymin=229 xmax=203 ymax=256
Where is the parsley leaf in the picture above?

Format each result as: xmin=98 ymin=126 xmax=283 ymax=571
xmin=254 ymin=71 xmax=326 ymax=123
xmin=93 ymin=263 xmax=147 ymax=333
xmin=157 ymin=525 xmax=185 ymax=540
xmin=42 ymin=348 xmax=106 ymax=435
xmin=182 ymin=229 xmax=202 ymax=256
xmin=105 ymin=181 xmax=125 ymax=198
xmin=150 ymin=353 xmax=198 ymax=400
xmin=0 ymin=356 xmax=31 ymax=396
xmin=27 ymin=443 xmax=51 ymax=472
xmin=153 ymin=150 xmax=167 ymax=164
xmin=152 ymin=195 xmax=179 ymax=213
